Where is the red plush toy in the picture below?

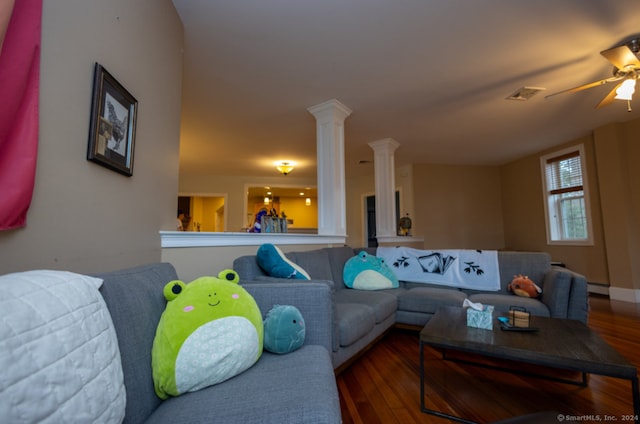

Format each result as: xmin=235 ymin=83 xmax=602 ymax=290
xmin=508 ymin=274 xmax=542 ymax=298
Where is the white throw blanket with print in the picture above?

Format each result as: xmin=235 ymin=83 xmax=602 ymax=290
xmin=376 ymin=247 xmax=500 ymax=291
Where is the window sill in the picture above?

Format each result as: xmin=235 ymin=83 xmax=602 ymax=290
xmin=546 ymin=239 xmax=594 ymax=247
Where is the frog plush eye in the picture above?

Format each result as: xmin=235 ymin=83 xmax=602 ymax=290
xmin=218 ymin=269 xmax=239 ymax=284
xmin=163 ymin=280 xmax=186 ymax=301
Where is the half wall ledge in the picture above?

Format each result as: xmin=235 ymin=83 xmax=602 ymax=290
xmin=159 ymin=231 xmax=347 ymax=248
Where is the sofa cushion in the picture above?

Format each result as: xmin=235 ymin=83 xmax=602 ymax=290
xmin=398 ymin=287 xmax=468 ymax=314
xmin=0 ymin=270 xmax=125 ymax=424
xmin=335 ymin=303 xmax=376 ymax=347
xmin=233 ymin=255 xmax=267 ymax=280
xmin=96 ymin=262 xmax=178 ymax=424
xmin=147 ymin=346 xmax=341 ymax=424
xmin=468 ymin=293 xmax=550 ymax=317
xmin=288 ymin=248 xmax=332 ymax=280
xmin=324 ymin=246 xmax=359 ymax=289
xmin=336 ymin=290 xmax=397 ymax=324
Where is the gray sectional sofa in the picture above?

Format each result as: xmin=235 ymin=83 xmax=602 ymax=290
xmin=96 ymin=263 xmax=341 ymax=424
xmin=233 ymin=246 xmax=589 ymax=370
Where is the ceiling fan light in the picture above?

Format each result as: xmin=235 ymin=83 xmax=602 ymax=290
xmin=614 ymin=79 xmax=636 ymax=100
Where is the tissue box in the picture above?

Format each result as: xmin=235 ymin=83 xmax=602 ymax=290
xmin=466 ymin=305 xmax=494 ymax=330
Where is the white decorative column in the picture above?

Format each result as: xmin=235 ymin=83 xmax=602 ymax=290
xmin=307 ymin=99 xmax=352 ymax=236
xmin=368 ymin=138 xmax=400 ymax=240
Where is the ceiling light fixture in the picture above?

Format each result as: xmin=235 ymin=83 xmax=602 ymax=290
xmin=276 ymin=161 xmax=294 ymax=176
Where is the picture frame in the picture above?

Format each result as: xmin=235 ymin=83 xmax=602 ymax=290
xmin=87 ymin=63 xmax=138 ymax=176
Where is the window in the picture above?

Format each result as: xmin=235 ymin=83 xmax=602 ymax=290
xmin=540 ymin=145 xmax=593 ymax=245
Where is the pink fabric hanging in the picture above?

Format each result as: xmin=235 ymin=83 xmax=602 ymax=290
xmin=0 ymin=0 xmax=42 ymax=230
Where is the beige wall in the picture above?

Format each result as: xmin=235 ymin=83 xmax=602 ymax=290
xmin=593 ymin=120 xmax=640 ymax=292
xmin=412 ymin=164 xmax=505 ymax=250
xmin=501 ymin=134 xmax=609 ymax=283
xmin=0 ymin=0 xmax=183 ymax=274
xmin=618 ymin=120 xmax=640 ymax=291
xmin=500 ymin=123 xmax=640 ymax=290
xmin=277 ymin=196 xmax=317 ymax=229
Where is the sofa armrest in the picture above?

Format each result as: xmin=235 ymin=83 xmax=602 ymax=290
xmin=540 ymin=268 xmax=571 ymax=319
xmin=540 ymin=267 xmax=589 ymax=323
xmin=557 ymin=266 xmax=589 ymax=323
xmin=241 ymin=280 xmax=334 ymax=354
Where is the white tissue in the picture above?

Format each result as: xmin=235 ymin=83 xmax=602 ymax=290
xmin=463 ymin=299 xmax=484 ymax=311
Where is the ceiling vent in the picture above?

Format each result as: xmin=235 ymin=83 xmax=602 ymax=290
xmin=506 ymin=86 xmax=546 ymax=101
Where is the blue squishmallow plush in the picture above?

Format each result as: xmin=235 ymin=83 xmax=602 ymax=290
xmin=343 ymin=251 xmax=399 ymax=290
xmin=256 ymin=243 xmax=310 ymax=280
xmin=263 ymin=305 xmax=305 ymax=354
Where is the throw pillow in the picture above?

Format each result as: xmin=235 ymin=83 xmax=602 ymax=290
xmin=152 ymin=270 xmax=263 ymax=399
xmin=256 ymin=243 xmax=310 ymax=280
xmin=343 ymin=251 xmax=399 ymax=290
xmin=508 ymin=274 xmax=542 ymax=298
xmin=263 ymin=305 xmax=306 ymax=354
xmin=0 ymin=270 xmax=125 ymax=423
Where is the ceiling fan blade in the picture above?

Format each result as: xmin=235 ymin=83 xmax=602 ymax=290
xmin=545 ymin=75 xmax=623 ymax=99
xmin=600 ymin=45 xmax=640 ymax=70
xmin=596 ymin=82 xmax=623 ymax=109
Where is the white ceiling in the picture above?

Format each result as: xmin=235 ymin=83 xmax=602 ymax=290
xmin=172 ymin=0 xmax=640 ymax=179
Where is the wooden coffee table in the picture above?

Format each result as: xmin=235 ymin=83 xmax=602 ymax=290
xmin=420 ymin=306 xmax=639 ymax=424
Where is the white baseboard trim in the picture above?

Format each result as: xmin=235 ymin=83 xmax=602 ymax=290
xmin=588 ymin=283 xmax=609 ymax=296
xmin=608 ymin=287 xmax=640 ymax=303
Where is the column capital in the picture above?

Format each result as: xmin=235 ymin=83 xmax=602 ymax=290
xmin=368 ymin=138 xmax=400 ymax=152
xmin=307 ymin=99 xmax=352 ymax=122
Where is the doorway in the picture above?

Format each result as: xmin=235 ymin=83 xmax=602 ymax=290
xmin=178 ymin=195 xmax=226 ymax=232
xmin=365 ymin=191 xmax=400 ymax=248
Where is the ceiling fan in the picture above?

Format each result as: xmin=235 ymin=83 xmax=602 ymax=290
xmin=546 ymin=38 xmax=640 ymax=111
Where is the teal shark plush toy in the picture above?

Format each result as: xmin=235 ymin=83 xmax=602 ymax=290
xmin=256 ymin=243 xmax=310 ymax=280
xmin=343 ymin=251 xmax=399 ymax=290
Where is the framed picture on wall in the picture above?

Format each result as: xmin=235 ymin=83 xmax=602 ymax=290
xmin=87 ymin=63 xmax=138 ymax=176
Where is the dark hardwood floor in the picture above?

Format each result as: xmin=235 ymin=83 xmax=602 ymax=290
xmin=336 ymin=295 xmax=640 ymax=423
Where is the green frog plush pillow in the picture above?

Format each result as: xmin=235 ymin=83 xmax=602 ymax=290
xmin=152 ymin=270 xmax=263 ymax=399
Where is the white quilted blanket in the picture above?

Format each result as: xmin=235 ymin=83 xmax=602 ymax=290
xmin=0 ymin=270 xmax=126 ymax=423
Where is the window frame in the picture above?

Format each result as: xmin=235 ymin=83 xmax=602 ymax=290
xmin=540 ymin=144 xmax=594 ymax=246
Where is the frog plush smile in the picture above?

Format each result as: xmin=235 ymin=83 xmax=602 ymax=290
xmin=151 ymin=270 xmax=263 ymax=399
